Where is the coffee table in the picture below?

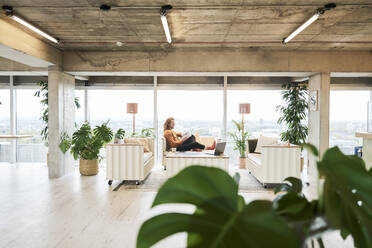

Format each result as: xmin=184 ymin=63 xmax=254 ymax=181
xmin=165 ymin=151 xmax=229 ymax=177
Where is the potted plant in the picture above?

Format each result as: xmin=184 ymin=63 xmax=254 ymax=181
xmin=137 ymin=144 xmax=372 ymax=248
xmin=139 ymin=128 xmax=155 ymax=138
xmin=114 ymin=128 xmax=126 ymax=144
xmin=70 ymin=121 xmax=113 ymax=176
xmin=229 ymin=120 xmax=249 ymax=169
xmin=277 ymin=82 xmax=308 ymax=170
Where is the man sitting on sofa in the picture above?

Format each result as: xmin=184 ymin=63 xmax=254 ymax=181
xmin=163 ymin=117 xmax=216 ymax=152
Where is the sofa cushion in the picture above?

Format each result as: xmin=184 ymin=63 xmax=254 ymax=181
xmin=125 ymin=138 xmax=150 ymax=152
xmin=248 ymin=153 xmax=261 ymax=165
xmin=144 ymin=152 xmax=153 ymax=164
xmin=254 ymin=135 xmax=279 ymax=153
xmin=199 ymin=136 xmax=215 ymax=147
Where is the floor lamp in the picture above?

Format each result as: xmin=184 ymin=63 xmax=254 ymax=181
xmin=239 ymin=103 xmax=251 ymax=136
xmin=127 ymin=103 xmax=138 ymax=135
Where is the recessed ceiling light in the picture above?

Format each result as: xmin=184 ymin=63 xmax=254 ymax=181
xmin=116 ymin=41 xmax=123 ymax=47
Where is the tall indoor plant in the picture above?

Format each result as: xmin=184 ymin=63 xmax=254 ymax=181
xmin=136 ymin=144 xmax=372 ymax=248
xmin=35 ymin=80 xmax=80 ymax=144
xmin=70 ymin=121 xmax=113 ymax=176
xmin=276 ymin=82 xmax=308 ymax=145
xmin=229 ymin=120 xmax=249 ymax=169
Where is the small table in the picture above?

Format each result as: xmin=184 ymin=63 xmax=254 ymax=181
xmin=166 ymin=151 xmax=229 ymax=178
xmin=0 ymin=135 xmax=33 ymax=163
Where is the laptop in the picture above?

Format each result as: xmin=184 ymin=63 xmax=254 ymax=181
xmin=204 ymin=142 xmax=226 ymax=156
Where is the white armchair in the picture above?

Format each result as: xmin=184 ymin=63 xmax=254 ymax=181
xmin=246 ymin=139 xmax=301 ymax=186
xmin=106 ymin=138 xmax=154 ymax=185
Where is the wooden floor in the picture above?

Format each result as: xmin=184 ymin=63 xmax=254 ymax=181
xmin=0 ymin=163 xmax=353 ymax=248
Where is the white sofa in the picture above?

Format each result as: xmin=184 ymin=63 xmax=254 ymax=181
xmin=246 ymin=138 xmax=301 ymax=187
xmin=162 ymin=136 xmax=216 ymax=170
xmin=106 ymin=138 xmax=154 ymax=185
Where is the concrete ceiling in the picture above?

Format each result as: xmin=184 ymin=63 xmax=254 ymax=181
xmin=0 ymin=0 xmax=372 ymax=51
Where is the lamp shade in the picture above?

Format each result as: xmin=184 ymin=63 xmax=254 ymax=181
xmin=127 ymin=103 xmax=138 ymax=114
xmin=239 ymin=103 xmax=251 ymax=114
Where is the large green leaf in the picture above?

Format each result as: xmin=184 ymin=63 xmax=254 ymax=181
xmin=318 ymin=147 xmax=372 ymax=247
xmin=137 ymin=166 xmax=300 ymax=248
xmin=274 ymin=177 xmax=303 ymax=194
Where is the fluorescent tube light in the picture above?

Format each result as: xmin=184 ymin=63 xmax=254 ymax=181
xmin=9 ymin=15 xmax=59 ymax=43
xmin=283 ymin=13 xmax=320 ymax=44
xmin=283 ymin=3 xmax=336 ymax=44
xmin=161 ymin=15 xmax=171 ymax=43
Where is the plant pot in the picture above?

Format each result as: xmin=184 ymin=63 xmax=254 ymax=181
xmin=239 ymin=157 xmax=246 ymax=169
xmin=114 ymin=138 xmax=124 ymax=144
xmin=79 ymin=159 xmax=99 ymax=176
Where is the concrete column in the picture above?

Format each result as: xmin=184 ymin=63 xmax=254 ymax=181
xmin=48 ymin=66 xmax=75 ymax=178
xmin=307 ymin=73 xmax=331 ymax=198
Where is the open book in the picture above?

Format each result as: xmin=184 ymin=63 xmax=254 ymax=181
xmin=182 ymin=131 xmax=192 ymax=140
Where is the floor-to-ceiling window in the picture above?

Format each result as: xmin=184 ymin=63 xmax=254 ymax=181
xmin=16 ymin=89 xmax=47 ymax=163
xmin=157 ymin=90 xmax=223 ymax=160
xmin=227 ymin=90 xmax=282 ymax=166
xmin=330 ymin=90 xmax=370 ymax=154
xmin=89 ymin=89 xmax=154 ymax=162
xmin=75 ymin=89 xmax=85 ymax=126
xmin=0 ymin=89 xmax=11 ymax=162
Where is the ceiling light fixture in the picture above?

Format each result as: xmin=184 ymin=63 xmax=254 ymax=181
xmin=2 ymin=5 xmax=59 ymax=43
xmin=160 ymin=5 xmax=173 ymax=43
xmin=282 ymin=3 xmax=336 ymax=44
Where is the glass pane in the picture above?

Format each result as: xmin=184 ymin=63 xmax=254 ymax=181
xmin=227 ymin=90 xmax=282 ymax=166
xmin=330 ymin=90 xmax=369 ymax=155
xmin=75 ymin=90 xmax=85 ymax=126
xmin=0 ymin=89 xmax=11 ymax=162
xmin=89 ymin=90 xmax=154 ymax=162
xmin=157 ymin=90 xmax=223 ymax=162
xmin=16 ymin=89 xmax=47 ymax=163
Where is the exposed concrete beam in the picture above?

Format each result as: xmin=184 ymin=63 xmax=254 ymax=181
xmin=0 ymin=17 xmax=62 ymax=67
xmin=64 ymin=49 xmax=372 ymax=73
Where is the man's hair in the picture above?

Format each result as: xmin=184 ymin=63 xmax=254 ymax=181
xmin=164 ymin=117 xmax=174 ymax=131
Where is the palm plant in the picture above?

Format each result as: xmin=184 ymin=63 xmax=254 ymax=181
xmin=34 ymin=80 xmax=81 ymax=145
xmin=229 ymin=120 xmax=248 ymax=158
xmin=277 ymin=82 xmax=308 ymax=145
xmin=137 ymin=144 xmax=372 ymax=248
xmin=70 ymin=121 xmax=113 ymax=161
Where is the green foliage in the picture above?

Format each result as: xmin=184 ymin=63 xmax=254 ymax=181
xmin=228 ymin=120 xmax=248 ymax=157
xmin=59 ymin=132 xmax=71 ymax=154
xmin=114 ymin=128 xmax=126 ymax=139
xmin=131 ymin=128 xmax=155 ymax=138
xmin=140 ymin=128 xmax=155 ymax=138
xmin=34 ymin=80 xmax=81 ymax=145
xmin=137 ymin=166 xmax=300 ymax=248
xmin=70 ymin=121 xmax=113 ymax=160
xmin=137 ymin=144 xmax=372 ymax=248
xmin=277 ymin=82 xmax=308 ymax=145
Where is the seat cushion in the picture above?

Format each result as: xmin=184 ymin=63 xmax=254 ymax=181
xmin=248 ymin=153 xmax=261 ymax=165
xmin=144 ymin=152 xmax=153 ymax=164
xmin=254 ymin=135 xmax=279 ymax=153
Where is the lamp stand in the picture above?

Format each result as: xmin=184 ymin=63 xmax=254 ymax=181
xmin=132 ymin=113 xmax=136 ymax=135
xmin=241 ymin=113 xmax=245 ymax=138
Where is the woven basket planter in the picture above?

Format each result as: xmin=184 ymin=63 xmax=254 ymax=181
xmin=79 ymin=159 xmax=99 ymax=176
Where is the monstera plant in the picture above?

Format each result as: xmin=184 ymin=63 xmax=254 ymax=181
xmin=137 ymin=145 xmax=372 ymax=248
